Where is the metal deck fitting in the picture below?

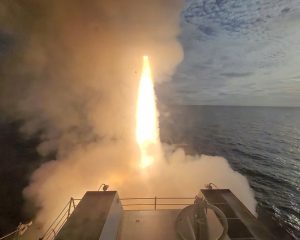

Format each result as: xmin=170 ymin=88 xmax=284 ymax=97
xmin=42 ymin=190 xmax=277 ymax=240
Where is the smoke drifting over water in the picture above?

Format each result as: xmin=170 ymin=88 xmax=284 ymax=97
xmin=0 ymin=0 xmax=256 ymax=233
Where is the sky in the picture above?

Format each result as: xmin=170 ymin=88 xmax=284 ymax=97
xmin=159 ymin=0 xmax=300 ymax=106
xmin=1 ymin=0 xmax=300 ymax=107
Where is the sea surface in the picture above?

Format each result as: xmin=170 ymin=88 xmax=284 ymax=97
xmin=0 ymin=106 xmax=299 ymax=239
xmin=160 ymin=105 xmax=300 ymax=239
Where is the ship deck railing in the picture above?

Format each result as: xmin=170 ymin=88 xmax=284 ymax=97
xmin=40 ymin=196 xmax=196 ymax=240
xmin=120 ymin=197 xmax=195 ymax=210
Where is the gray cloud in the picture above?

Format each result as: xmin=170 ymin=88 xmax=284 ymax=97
xmin=162 ymin=0 xmax=300 ymax=106
xmin=221 ymin=72 xmax=253 ymax=78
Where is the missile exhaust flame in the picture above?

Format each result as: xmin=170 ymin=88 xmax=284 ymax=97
xmin=136 ymin=56 xmax=160 ymax=168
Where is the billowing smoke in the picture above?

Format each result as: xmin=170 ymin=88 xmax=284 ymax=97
xmin=0 ymin=0 xmax=256 ymax=235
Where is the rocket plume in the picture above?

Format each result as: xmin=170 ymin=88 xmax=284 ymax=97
xmin=136 ymin=56 xmax=161 ymax=168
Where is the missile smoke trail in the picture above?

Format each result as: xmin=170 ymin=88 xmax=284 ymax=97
xmin=0 ymin=1 xmax=256 ymax=237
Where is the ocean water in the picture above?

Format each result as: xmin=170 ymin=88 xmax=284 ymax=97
xmin=159 ymin=105 xmax=300 ymax=239
xmin=0 ymin=106 xmax=299 ymax=238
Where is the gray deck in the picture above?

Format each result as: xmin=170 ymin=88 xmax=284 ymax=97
xmin=118 ymin=209 xmax=180 ymax=240
xmin=201 ymin=189 xmax=277 ymax=240
xmin=54 ymin=191 xmax=122 ymax=240
xmin=53 ymin=190 xmax=276 ymax=240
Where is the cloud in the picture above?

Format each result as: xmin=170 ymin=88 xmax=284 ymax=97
xmin=221 ymin=72 xmax=253 ymax=78
xmin=162 ymin=0 xmax=300 ymax=106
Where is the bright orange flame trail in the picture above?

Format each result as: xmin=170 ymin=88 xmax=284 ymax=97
xmin=136 ymin=56 xmax=160 ymax=168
